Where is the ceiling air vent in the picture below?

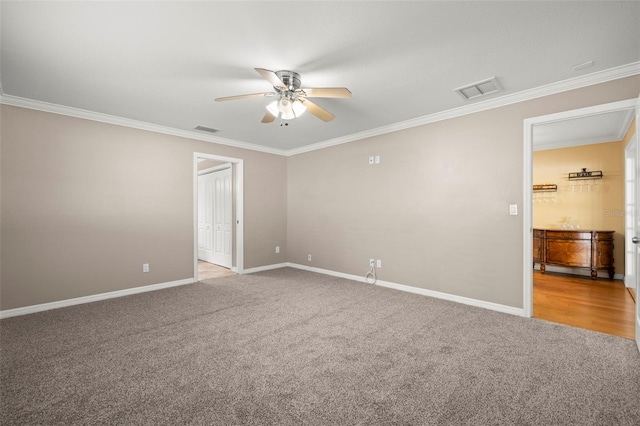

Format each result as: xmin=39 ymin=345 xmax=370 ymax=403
xmin=454 ymin=77 xmax=501 ymax=100
xmin=194 ymin=125 xmax=220 ymax=134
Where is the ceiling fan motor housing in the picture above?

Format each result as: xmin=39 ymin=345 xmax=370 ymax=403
xmin=275 ymin=70 xmax=301 ymax=92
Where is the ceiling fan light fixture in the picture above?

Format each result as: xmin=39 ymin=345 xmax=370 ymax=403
xmin=266 ymin=100 xmax=279 ymax=117
xmin=266 ymin=98 xmax=307 ymax=120
xmin=292 ymin=100 xmax=307 ymax=116
xmin=278 ymin=98 xmax=293 ymax=114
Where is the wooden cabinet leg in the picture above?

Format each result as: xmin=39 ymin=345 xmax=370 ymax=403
xmin=540 ymin=264 xmax=545 ymax=274
xmin=608 ymin=268 xmax=614 ymax=280
xmin=591 ymin=269 xmax=598 ymax=280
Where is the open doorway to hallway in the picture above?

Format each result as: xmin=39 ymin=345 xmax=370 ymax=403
xmin=524 ymin=98 xmax=637 ymax=341
xmin=193 ymin=153 xmax=244 ymax=282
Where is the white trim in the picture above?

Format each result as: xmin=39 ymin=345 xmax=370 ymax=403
xmin=0 ymin=94 xmax=287 ymax=156
xmin=616 ymin=109 xmax=637 ymax=141
xmin=256 ymin=263 xmax=525 ymax=317
xmin=2 ymin=62 xmax=638 ymax=158
xmin=526 ymin=99 xmax=638 ymax=126
xmin=535 ymin=134 xmax=631 ymax=152
xmin=624 ymin=134 xmax=637 ymax=288
xmin=532 ymin=100 xmax=637 ymax=151
xmin=242 ymin=263 xmax=289 ymax=274
xmin=193 ymin=153 xmax=244 ymax=280
xmin=523 ymin=98 xmax=638 ymax=318
xmin=523 ymin=117 xmax=534 ymax=318
xmin=286 ymin=62 xmax=640 ymax=156
xmin=197 ymin=163 xmax=231 ymax=176
xmin=0 ymin=278 xmax=194 ymax=319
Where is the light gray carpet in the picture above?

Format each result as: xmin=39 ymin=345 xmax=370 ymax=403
xmin=1 ymin=268 xmax=639 ymax=425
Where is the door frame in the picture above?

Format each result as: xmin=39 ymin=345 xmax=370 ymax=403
xmin=635 ymin=93 xmax=640 ymax=352
xmin=522 ymin=98 xmax=638 ymax=318
xmin=193 ymin=153 xmax=244 ymax=279
xmin=624 ymin=135 xmax=638 ymax=289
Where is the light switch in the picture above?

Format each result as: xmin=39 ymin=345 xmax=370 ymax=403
xmin=509 ymin=204 xmax=518 ymax=216
xmin=375 ymin=155 xmax=380 ymax=164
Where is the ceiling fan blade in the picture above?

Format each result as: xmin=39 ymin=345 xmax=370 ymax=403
xmin=215 ymin=92 xmax=275 ymax=102
xmin=255 ymin=68 xmax=288 ymax=91
xmin=300 ymin=98 xmax=335 ymax=122
xmin=261 ymin=110 xmax=277 ymax=123
xmin=297 ymin=87 xmax=352 ymax=98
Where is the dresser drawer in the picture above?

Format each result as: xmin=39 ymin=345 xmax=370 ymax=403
xmin=546 ymin=240 xmax=591 ymax=267
xmin=593 ymin=231 xmax=614 ymax=241
xmin=545 ymin=231 xmax=591 ymax=240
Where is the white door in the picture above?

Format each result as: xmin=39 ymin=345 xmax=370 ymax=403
xmin=197 ymin=172 xmax=215 ymax=262
xmin=212 ymin=167 xmax=233 ymax=268
xmin=625 ymin=138 xmax=636 ymax=289
xmin=635 ymin=93 xmax=640 ymax=352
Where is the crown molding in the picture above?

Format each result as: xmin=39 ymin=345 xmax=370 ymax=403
xmin=616 ymin=108 xmax=636 ymax=140
xmin=534 ymin=137 xmax=623 ymax=152
xmin=0 ymin=94 xmax=288 ymax=156
xmin=285 ymin=61 xmax=640 ymax=156
xmin=2 ymin=62 xmax=638 ymax=158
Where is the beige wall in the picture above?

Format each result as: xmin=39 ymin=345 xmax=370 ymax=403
xmin=533 ymin=141 xmax=625 ymax=276
xmin=0 ymin=106 xmax=287 ymax=310
xmin=287 ymin=76 xmax=640 ymax=308
xmin=2 ymin=76 xmax=639 ymax=312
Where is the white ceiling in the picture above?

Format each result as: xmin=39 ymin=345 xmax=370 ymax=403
xmin=533 ymin=108 xmax=635 ymax=151
xmin=1 ymin=1 xmax=639 ymax=154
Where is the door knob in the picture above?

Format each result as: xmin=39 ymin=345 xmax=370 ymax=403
xmin=633 ymin=236 xmax=640 ymax=244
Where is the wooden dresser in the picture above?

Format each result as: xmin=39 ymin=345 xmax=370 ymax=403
xmin=533 ymin=229 xmax=615 ymax=279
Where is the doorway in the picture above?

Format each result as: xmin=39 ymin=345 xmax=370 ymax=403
xmin=193 ymin=153 xmax=244 ymax=281
xmin=523 ymin=98 xmax=638 ymax=320
xmin=197 ymin=165 xmax=233 ymax=268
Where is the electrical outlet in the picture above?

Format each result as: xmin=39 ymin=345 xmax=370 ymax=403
xmin=369 ymin=259 xmax=375 ymax=267
xmin=308 ymin=254 xmax=312 ymax=261
xmin=376 ymin=259 xmax=382 ymax=268
xmin=142 ymin=263 xmax=149 ymax=273
xmin=276 ymin=246 xmax=280 ymax=254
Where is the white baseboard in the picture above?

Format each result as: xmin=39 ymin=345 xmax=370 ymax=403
xmin=0 ymin=263 xmax=529 ymax=320
xmin=280 ymin=263 xmax=524 ymax=317
xmin=242 ymin=263 xmax=289 ymax=274
xmin=0 ymin=278 xmax=195 ymax=319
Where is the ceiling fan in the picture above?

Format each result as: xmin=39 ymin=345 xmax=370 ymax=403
xmin=215 ymin=68 xmax=351 ymax=124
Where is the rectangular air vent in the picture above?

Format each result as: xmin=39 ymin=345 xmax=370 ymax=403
xmin=454 ymin=77 xmax=501 ymax=100
xmin=194 ymin=125 xmax=220 ymax=134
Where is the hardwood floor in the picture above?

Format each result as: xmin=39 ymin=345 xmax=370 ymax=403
xmin=533 ymin=271 xmax=636 ymax=339
xmin=198 ymin=260 xmax=236 ymax=280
